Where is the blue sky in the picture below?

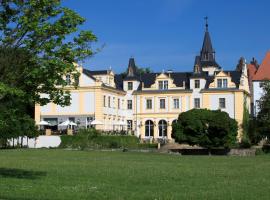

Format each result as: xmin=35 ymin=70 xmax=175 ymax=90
xmin=64 ymin=0 xmax=270 ymax=73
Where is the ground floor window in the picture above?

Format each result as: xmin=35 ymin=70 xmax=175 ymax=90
xmin=158 ymin=120 xmax=167 ymax=137
xmin=145 ymin=120 xmax=154 ymax=137
xmin=172 ymin=119 xmax=178 ymax=125
xmin=127 ymin=120 xmax=133 ymax=131
xmin=68 ymin=117 xmax=75 ymax=122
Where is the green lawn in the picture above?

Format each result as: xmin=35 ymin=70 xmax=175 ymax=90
xmin=0 ymin=150 xmax=270 ymax=200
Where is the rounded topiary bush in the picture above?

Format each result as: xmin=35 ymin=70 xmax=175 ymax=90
xmin=172 ymin=109 xmax=238 ymax=148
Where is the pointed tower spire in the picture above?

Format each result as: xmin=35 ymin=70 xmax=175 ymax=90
xmin=200 ymin=17 xmax=215 ymax=62
xmin=127 ymin=57 xmax=137 ymax=77
xmin=193 ymin=18 xmax=220 ymax=72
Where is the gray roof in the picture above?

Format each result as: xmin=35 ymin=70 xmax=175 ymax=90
xmin=82 ymin=69 xmax=96 ymax=80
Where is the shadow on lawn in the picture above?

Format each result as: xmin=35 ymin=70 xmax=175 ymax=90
xmin=0 ymin=168 xmax=47 ymax=180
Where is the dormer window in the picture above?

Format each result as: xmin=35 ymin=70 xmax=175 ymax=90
xmin=223 ymin=79 xmax=228 ymax=88
xmin=128 ymin=82 xmax=133 ymax=90
xmin=66 ymin=75 xmax=71 ymax=85
xmin=217 ymin=79 xmax=222 ymax=88
xmin=217 ymin=79 xmax=228 ymax=88
xmin=195 ymin=80 xmax=200 ymax=88
xmin=158 ymin=80 xmax=168 ymax=90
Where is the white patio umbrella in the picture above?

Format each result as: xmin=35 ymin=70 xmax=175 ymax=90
xmin=58 ymin=120 xmax=70 ymax=126
xmin=59 ymin=120 xmax=77 ymax=130
xmin=69 ymin=121 xmax=77 ymax=126
xmin=90 ymin=120 xmax=103 ymax=125
xmin=37 ymin=120 xmax=51 ymax=126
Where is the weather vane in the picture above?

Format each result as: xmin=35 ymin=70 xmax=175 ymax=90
xmin=204 ymin=16 xmax=208 ymax=31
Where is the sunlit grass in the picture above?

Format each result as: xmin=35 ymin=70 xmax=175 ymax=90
xmin=0 ymin=149 xmax=269 ymax=200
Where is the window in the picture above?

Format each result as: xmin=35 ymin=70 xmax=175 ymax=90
xmin=158 ymin=120 xmax=167 ymax=137
xmin=103 ymin=96 xmax=106 ymax=107
xmin=164 ymin=81 xmax=168 ymax=90
xmin=160 ymin=99 xmax=166 ymax=109
xmin=223 ymin=79 xmax=228 ymax=88
xmin=145 ymin=120 xmax=154 ymax=137
xmin=128 ymin=82 xmax=133 ymax=90
xmin=66 ymin=75 xmax=71 ymax=85
xmin=112 ymin=97 xmax=115 ymax=108
xmin=158 ymin=81 xmax=163 ymax=90
xmin=118 ymin=99 xmax=120 ymax=109
xmin=158 ymin=80 xmax=168 ymax=90
xmin=194 ymin=98 xmax=200 ymax=108
xmin=217 ymin=79 xmax=228 ymax=88
xmin=146 ymin=99 xmax=152 ymax=109
xmin=68 ymin=117 xmax=75 ymax=122
xmin=108 ymin=96 xmax=111 ymax=108
xmin=127 ymin=120 xmax=133 ymax=131
xmin=122 ymin=99 xmax=125 ymax=109
xmin=173 ymin=99 xmax=179 ymax=109
xmin=217 ymin=79 xmax=222 ymax=88
xmin=219 ymin=98 xmax=226 ymax=108
xmin=195 ymin=80 xmax=200 ymax=88
xmin=127 ymin=100 xmax=132 ymax=110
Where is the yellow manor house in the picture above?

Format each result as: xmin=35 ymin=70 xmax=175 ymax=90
xmin=35 ymin=24 xmax=250 ymax=141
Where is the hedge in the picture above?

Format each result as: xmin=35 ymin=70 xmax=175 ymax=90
xmin=59 ymin=129 xmax=157 ymax=150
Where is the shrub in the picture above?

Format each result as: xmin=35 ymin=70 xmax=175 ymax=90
xmin=172 ymin=109 xmax=238 ymax=148
xmin=239 ymin=137 xmax=251 ymax=148
xmin=262 ymin=144 xmax=270 ymax=154
xmin=255 ymin=148 xmax=265 ymax=155
xmin=248 ymin=118 xmax=263 ymax=145
xmin=59 ymin=129 xmax=145 ymax=149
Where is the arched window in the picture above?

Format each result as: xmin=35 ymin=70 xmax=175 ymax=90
xmin=172 ymin=119 xmax=178 ymax=125
xmin=158 ymin=120 xmax=167 ymax=137
xmin=145 ymin=120 xmax=154 ymax=137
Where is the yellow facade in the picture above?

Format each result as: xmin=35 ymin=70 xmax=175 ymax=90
xmin=35 ymin=25 xmax=251 ymax=142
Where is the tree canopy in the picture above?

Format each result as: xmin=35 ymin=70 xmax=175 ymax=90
xmin=0 ymin=0 xmax=97 ymax=106
xmin=257 ymin=81 xmax=270 ymax=140
xmin=0 ymin=0 xmax=97 ymax=147
xmin=172 ymin=109 xmax=238 ymax=148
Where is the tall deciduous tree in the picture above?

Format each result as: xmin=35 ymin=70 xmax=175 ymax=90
xmin=0 ymin=0 xmax=97 ymax=106
xmin=0 ymin=0 xmax=97 ymax=147
xmin=257 ymin=81 xmax=270 ymax=140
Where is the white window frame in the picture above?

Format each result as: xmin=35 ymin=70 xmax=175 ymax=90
xmin=158 ymin=80 xmax=168 ymax=90
xmin=194 ymin=80 xmax=200 ymax=88
xmin=173 ymin=98 xmax=179 ymax=109
xmin=146 ymin=99 xmax=152 ymax=109
xmin=223 ymin=79 xmax=228 ymax=88
xmin=127 ymin=100 xmax=132 ymax=110
xmin=194 ymin=98 xmax=200 ymax=108
xmin=127 ymin=82 xmax=133 ymax=90
xmin=160 ymin=98 xmax=166 ymax=109
xmin=219 ymin=98 xmax=226 ymax=109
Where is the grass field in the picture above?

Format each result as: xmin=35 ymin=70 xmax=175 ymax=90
xmin=0 ymin=150 xmax=270 ymax=200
